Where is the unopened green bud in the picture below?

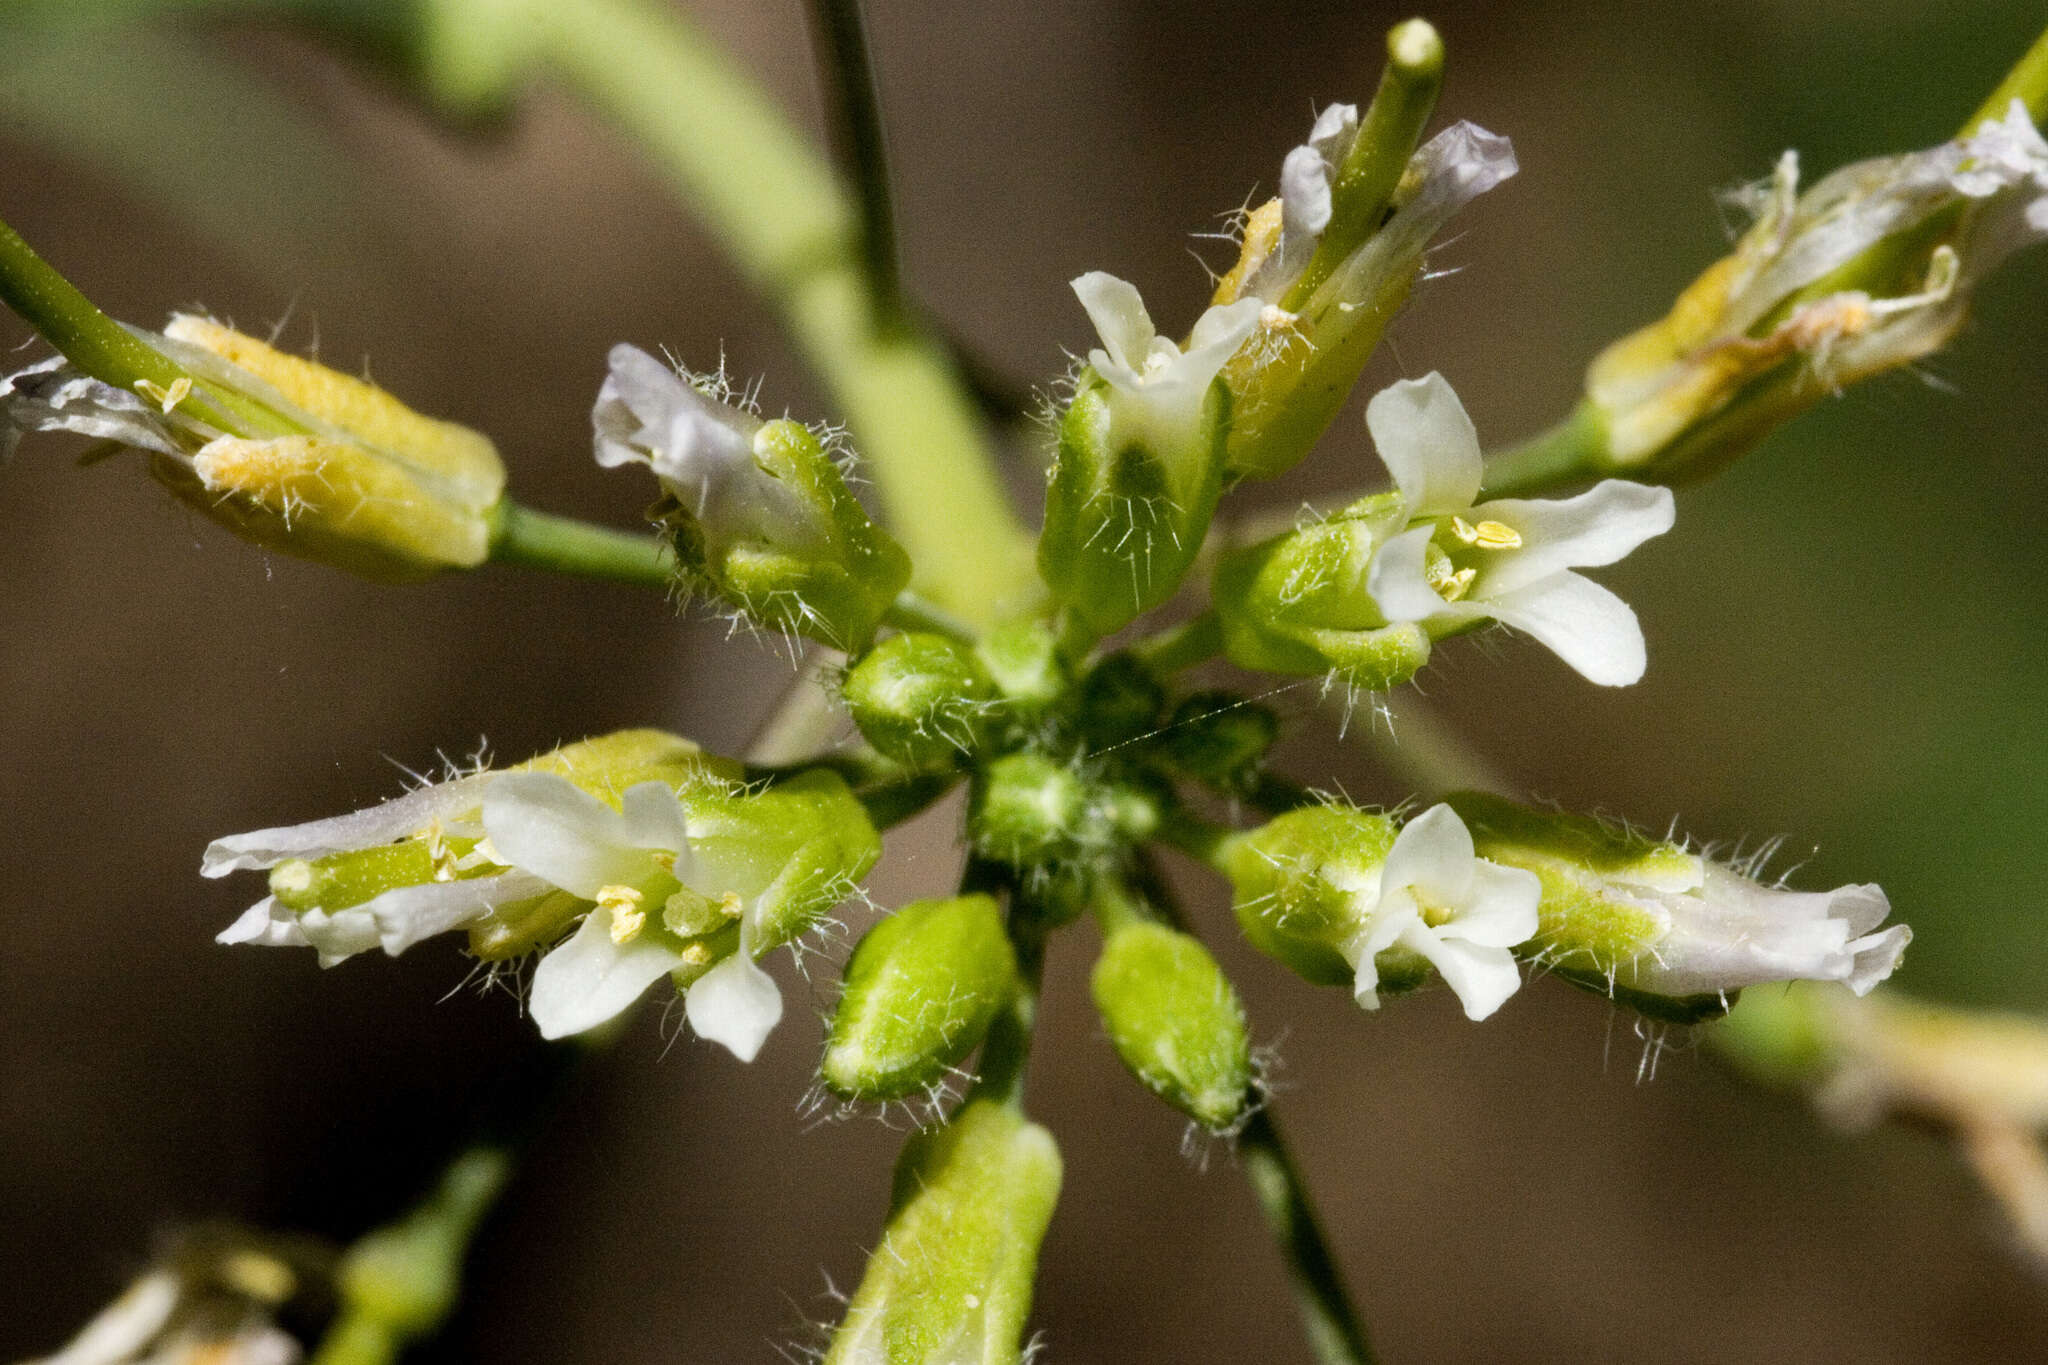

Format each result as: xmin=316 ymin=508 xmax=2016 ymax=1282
xmin=843 ymin=632 xmax=997 ymax=768
xmin=1154 ymin=691 xmax=1279 ymax=792
xmin=825 ymin=1099 xmax=1061 ymax=1365
xmin=1092 ymin=919 xmax=1252 ymax=1130
xmin=1073 ymin=652 xmax=1164 ymax=751
xmin=973 ymin=619 xmax=1067 ymax=719
xmin=595 ymin=344 xmax=911 ymax=650
xmin=970 ymin=752 xmax=1158 ymax=872
xmin=1221 ymin=804 xmax=1394 ymax=988
xmin=822 ymin=895 xmax=1019 ymax=1101
xmin=0 ymin=310 xmax=506 ymax=581
xmin=1211 ymin=496 xmax=1432 ymax=691
xmin=1449 ymin=792 xmax=1909 ymax=1022
xmin=1038 ymin=275 xmax=1262 ymax=639
xmin=335 ymin=1147 xmax=509 ymax=1339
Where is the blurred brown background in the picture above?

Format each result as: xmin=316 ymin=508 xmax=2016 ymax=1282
xmin=3 ymin=1 xmax=2047 ymax=1360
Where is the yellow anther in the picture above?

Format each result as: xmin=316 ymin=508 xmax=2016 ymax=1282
xmin=598 ymin=884 xmax=647 ymax=943
xmin=1425 ymin=562 xmax=1477 ymax=602
xmin=650 ymin=849 xmax=677 ymax=874
xmin=677 ymin=942 xmax=716 ymax=968
xmin=220 ymin=1251 xmax=295 ymax=1304
xmin=1470 ymin=519 xmax=1522 ymax=550
xmin=134 ymin=377 xmax=191 ymax=413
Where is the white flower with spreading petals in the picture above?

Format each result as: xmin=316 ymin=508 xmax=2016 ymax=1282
xmin=1362 ymin=372 xmax=1675 ymax=685
xmin=1070 ymin=271 xmax=1262 ymax=459
xmin=479 ymin=772 xmax=783 ymax=1058
xmin=1336 ymin=803 xmax=1541 ymax=1021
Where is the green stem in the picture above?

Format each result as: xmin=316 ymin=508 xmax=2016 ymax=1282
xmin=1478 ymin=399 xmax=1611 ymax=498
xmin=1130 ymin=609 xmax=1222 ymax=676
xmin=1969 ymin=22 xmax=2048 ymax=131
xmin=486 ymin=499 xmax=673 ymax=587
xmin=1240 ymin=1109 xmax=1379 ymax=1365
xmin=537 ymin=0 xmax=1035 ymax=624
xmin=882 ymin=589 xmax=978 ymax=641
xmin=804 ymin=0 xmax=901 ymax=324
xmin=964 ymin=858 xmax=1047 ymax=1111
xmin=0 ymin=213 xmax=292 ymax=437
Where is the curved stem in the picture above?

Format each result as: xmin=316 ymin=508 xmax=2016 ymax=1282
xmin=486 ymin=500 xmax=672 ymax=587
xmin=964 ymin=858 xmax=1047 ymax=1111
xmin=1477 ymin=398 xmax=1611 ymax=498
xmin=1969 ymin=22 xmax=2048 ymax=130
xmin=804 ymin=0 xmax=901 ymax=324
xmin=882 ymin=589 xmax=978 ymax=641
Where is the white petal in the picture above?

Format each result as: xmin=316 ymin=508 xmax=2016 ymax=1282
xmin=1347 ymin=909 xmax=1413 ymax=1011
xmin=1473 ymin=481 xmax=1675 ymax=596
xmin=1366 ymin=524 xmax=1459 ymax=625
xmin=202 ymin=775 xmax=491 ymax=876
xmin=483 ymin=772 xmax=647 ymax=900
xmin=0 ymin=358 xmax=183 ymax=460
xmin=1071 ymin=272 xmax=1156 ymax=379
xmin=528 ymin=908 xmax=684 ymax=1039
xmin=216 ymin=896 xmax=309 ymax=948
xmin=684 ymin=943 xmax=785 ymax=1063
xmin=368 ymin=870 xmax=553 ymax=955
xmin=1382 ymin=803 xmax=1478 ymax=907
xmin=41 ymin=1269 xmax=181 ymax=1365
xmin=1400 ymin=924 xmax=1524 ymax=1021
xmin=1447 ymin=860 xmax=1543 ymax=948
xmin=1366 ymin=373 xmax=1483 ymax=515
xmin=1823 ymin=882 xmax=1893 ymax=936
xmin=1484 ymin=571 xmax=1647 ymax=686
xmin=1183 ymin=298 xmax=1264 ymax=375
xmin=1280 ymin=142 xmax=1336 ymax=239
xmin=618 ymin=780 xmax=692 ymax=854
xmin=297 ymin=906 xmax=381 ymax=967
xmin=1843 ymin=923 xmax=1911 ymax=995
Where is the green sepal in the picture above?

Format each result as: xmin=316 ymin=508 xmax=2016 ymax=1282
xmin=1222 ymin=804 xmax=1396 ymax=987
xmin=1091 ymin=921 xmax=1253 ymax=1130
xmin=1037 ymin=374 xmax=1229 ymax=640
xmin=666 ymin=418 xmax=912 ymax=651
xmin=1211 ymin=495 xmax=1432 ymax=690
xmin=821 ymin=895 xmax=1019 ymax=1102
xmin=973 ymin=619 xmax=1068 ymax=720
xmin=842 ymin=631 xmax=998 ymax=768
xmin=683 ymin=768 xmax=882 ymax=951
xmin=825 ymin=1099 xmax=1062 ymax=1365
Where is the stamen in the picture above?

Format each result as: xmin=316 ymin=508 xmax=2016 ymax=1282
xmin=598 ymin=884 xmax=647 ymax=943
xmin=134 ymin=376 xmax=191 ymax=414
xmin=1470 ymin=519 xmax=1521 ymax=549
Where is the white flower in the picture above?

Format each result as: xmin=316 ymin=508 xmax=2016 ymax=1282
xmin=593 ymin=342 xmax=822 ymax=553
xmin=481 ymin=771 xmax=784 ymax=1058
xmin=1070 ymin=271 xmax=1262 ymax=458
xmin=1361 ymin=372 xmax=1674 ymax=685
xmin=1335 ymin=803 xmax=1541 ymax=1021
xmin=1622 ymin=859 xmax=1909 ymax=1000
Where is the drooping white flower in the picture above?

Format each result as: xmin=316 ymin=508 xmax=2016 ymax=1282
xmin=1333 ymin=803 xmax=1541 ymax=1021
xmin=1626 ymin=861 xmax=1909 ymax=1001
xmin=1361 ymin=372 xmax=1675 ymax=685
xmin=1069 ymin=271 xmax=1262 ymax=459
xmin=481 ymin=771 xmax=784 ymax=1057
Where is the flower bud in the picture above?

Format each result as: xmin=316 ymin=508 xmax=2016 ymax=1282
xmin=1211 ymin=494 xmax=1434 ymax=692
xmin=972 ymin=619 xmax=1068 ymax=720
xmin=1580 ymin=102 xmax=2048 ymax=482
xmin=843 ymin=631 xmax=998 ymax=768
xmin=1038 ymin=275 xmax=1262 ymax=639
xmin=970 ymin=752 xmax=1159 ymax=873
xmin=825 ymin=1099 xmax=1061 ymax=1365
xmin=1153 ymin=690 xmax=1280 ymax=793
xmin=822 ymin=895 xmax=1019 ymax=1102
xmin=594 ymin=344 xmax=911 ymax=649
xmin=1 ymin=313 xmax=506 ymax=580
xmin=1222 ymin=803 xmax=1397 ymax=988
xmin=1449 ymin=792 xmax=1911 ymax=1022
xmin=1091 ymin=919 xmax=1252 ymax=1130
